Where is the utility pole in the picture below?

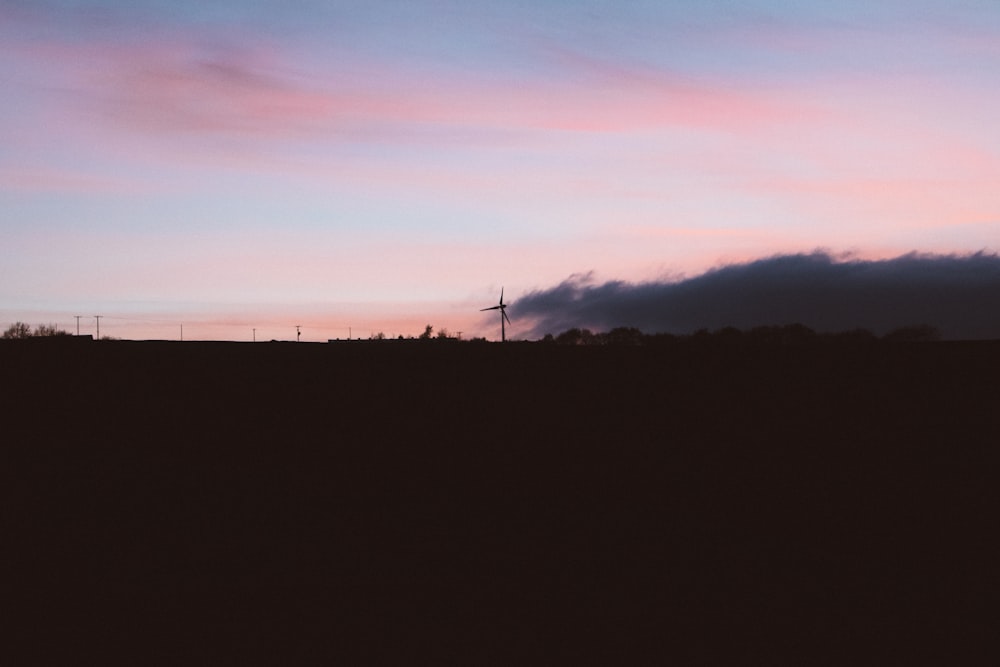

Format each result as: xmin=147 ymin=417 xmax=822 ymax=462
xmin=296 ymin=325 xmax=301 ymax=342
xmin=253 ymin=328 xmax=256 ymax=343
xmin=94 ymin=315 xmax=102 ymax=340
xmin=75 ymin=316 xmax=81 ymax=336
xmin=180 ymin=324 xmax=183 ymax=341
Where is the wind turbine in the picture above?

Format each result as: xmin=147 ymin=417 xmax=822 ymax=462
xmin=480 ymin=287 xmax=511 ymax=342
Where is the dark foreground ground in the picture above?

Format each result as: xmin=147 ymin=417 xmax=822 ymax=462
xmin=2 ymin=338 xmax=998 ymax=663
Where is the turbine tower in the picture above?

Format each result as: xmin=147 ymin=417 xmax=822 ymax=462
xmin=480 ymin=287 xmax=511 ymax=342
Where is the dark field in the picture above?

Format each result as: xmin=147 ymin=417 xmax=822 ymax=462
xmin=3 ymin=339 xmax=998 ymax=663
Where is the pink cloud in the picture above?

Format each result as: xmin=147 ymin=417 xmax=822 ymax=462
xmin=0 ymin=166 xmax=155 ymax=194
xmin=8 ymin=24 xmax=832 ymax=146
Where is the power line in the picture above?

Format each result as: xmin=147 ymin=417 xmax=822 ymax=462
xmin=40 ymin=313 xmax=449 ymax=342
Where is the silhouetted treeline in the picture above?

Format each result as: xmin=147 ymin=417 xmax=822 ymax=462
xmin=0 ymin=321 xmax=947 ymax=345
xmin=538 ymin=323 xmax=943 ymax=346
xmin=2 ymin=322 xmax=70 ymax=339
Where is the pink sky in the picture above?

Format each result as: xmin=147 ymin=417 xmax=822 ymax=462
xmin=3 ymin=1 xmax=999 ymax=339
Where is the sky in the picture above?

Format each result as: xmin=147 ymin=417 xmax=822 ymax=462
xmin=3 ymin=0 xmax=1000 ymax=341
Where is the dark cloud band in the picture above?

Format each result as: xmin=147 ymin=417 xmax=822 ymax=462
xmin=515 ymin=252 xmax=1000 ymax=340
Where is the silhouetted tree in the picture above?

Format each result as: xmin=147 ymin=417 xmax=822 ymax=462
xmin=714 ymin=326 xmax=743 ymax=344
xmin=555 ymin=328 xmax=578 ymax=345
xmin=825 ymin=328 xmax=876 ymax=343
xmin=436 ymin=328 xmax=450 ymax=339
xmin=784 ymin=323 xmax=818 ymax=343
xmin=604 ymin=327 xmax=642 ymax=346
xmin=419 ymin=325 xmax=434 ymax=340
xmin=646 ymin=332 xmax=678 ymax=346
xmin=883 ymin=324 xmax=941 ymax=342
xmin=691 ymin=328 xmax=712 ymax=343
xmin=555 ymin=328 xmax=596 ymax=345
xmin=3 ymin=322 xmax=32 ymax=339
xmin=747 ymin=324 xmax=816 ymax=345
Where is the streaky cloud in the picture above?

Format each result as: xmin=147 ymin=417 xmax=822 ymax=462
xmin=515 ymin=251 xmax=1000 ymax=340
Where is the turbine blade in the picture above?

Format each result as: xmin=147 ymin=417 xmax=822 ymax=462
xmin=481 ymin=306 xmax=501 ymax=311
xmin=503 ymin=310 xmax=511 ymax=325
xmin=500 ymin=287 xmax=504 ymax=306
